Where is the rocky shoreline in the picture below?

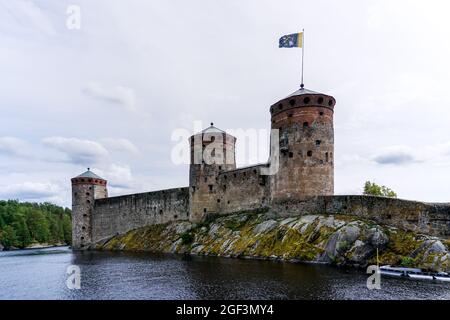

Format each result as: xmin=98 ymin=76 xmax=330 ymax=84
xmin=0 ymin=243 xmax=67 ymax=251
xmin=96 ymin=212 xmax=450 ymax=272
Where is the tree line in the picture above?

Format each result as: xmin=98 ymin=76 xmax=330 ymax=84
xmin=0 ymin=200 xmax=71 ymax=250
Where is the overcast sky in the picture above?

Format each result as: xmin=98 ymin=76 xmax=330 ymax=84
xmin=1 ymin=0 xmax=450 ymax=208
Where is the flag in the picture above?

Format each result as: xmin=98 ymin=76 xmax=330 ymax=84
xmin=279 ymin=32 xmax=303 ymax=48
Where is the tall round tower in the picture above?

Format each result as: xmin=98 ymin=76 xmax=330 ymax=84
xmin=71 ymin=168 xmax=108 ymax=250
xmin=189 ymin=123 xmax=236 ymax=222
xmin=270 ymin=88 xmax=335 ymax=202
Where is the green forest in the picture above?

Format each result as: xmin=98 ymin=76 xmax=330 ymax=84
xmin=0 ymin=200 xmax=71 ymax=250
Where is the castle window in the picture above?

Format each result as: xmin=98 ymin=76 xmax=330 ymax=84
xmin=328 ymin=100 xmax=333 ymax=106
xmin=159 ymin=210 xmax=163 ymax=215
xmin=217 ymin=199 xmax=221 ymax=203
xmin=303 ymin=122 xmax=309 ymax=128
xmin=81 ymin=237 xmax=84 ymax=240
xmin=259 ymin=176 xmax=266 ymax=186
xmin=278 ymin=103 xmax=283 ymax=110
xmin=203 ymin=208 xmax=207 ymax=213
xmin=288 ymin=113 xmax=293 ymax=118
xmin=319 ymin=111 xmax=324 ymax=116
xmin=316 ymin=140 xmax=321 ymax=146
xmin=326 ymin=152 xmax=329 ymax=162
xmin=219 ymin=166 xmax=222 ymax=170
xmin=83 ymin=214 xmax=87 ymax=217
xmin=318 ymin=97 xmax=324 ymax=104
xmin=289 ymin=152 xmax=294 ymax=158
xmin=82 ymin=226 xmax=86 ymax=230
xmin=88 ymin=179 xmax=92 ymax=183
xmin=303 ymin=97 xmax=310 ymax=104
xmin=253 ymin=169 xmax=257 ymax=174
xmin=387 ymin=214 xmax=392 ymax=220
xmin=89 ymin=187 xmax=92 ymax=190
xmin=224 ymin=175 xmax=227 ymax=179
xmin=289 ymin=99 xmax=296 ymax=106
xmin=174 ymin=215 xmax=178 ymax=219
xmin=81 ymin=179 xmax=85 ymax=182
xmin=86 ymin=200 xmax=91 ymax=204
xmin=223 ymin=185 xmax=227 ymax=190
xmin=86 ymin=192 xmax=90 ymax=196
xmin=243 ymin=172 xmax=246 ymax=177
xmin=307 ymin=151 xmax=313 ymax=157
xmin=233 ymin=173 xmax=237 ymax=178
xmin=204 ymin=177 xmax=208 ymax=183
xmin=227 ymin=201 xmax=230 ymax=204
xmin=208 ymin=184 xmax=213 ymax=192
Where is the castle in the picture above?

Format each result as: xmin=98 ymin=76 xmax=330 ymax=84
xmin=71 ymin=87 xmax=450 ymax=250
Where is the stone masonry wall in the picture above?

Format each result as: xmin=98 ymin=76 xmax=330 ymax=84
xmin=271 ymin=195 xmax=450 ymax=238
xmin=217 ymin=164 xmax=270 ymax=214
xmin=91 ymin=187 xmax=189 ymax=244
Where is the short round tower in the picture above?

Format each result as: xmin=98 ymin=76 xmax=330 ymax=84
xmin=189 ymin=123 xmax=236 ymax=222
xmin=71 ymin=168 xmax=108 ymax=250
xmin=270 ymin=88 xmax=335 ymax=201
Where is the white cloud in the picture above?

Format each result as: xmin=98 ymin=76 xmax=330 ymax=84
xmin=0 ymin=181 xmax=62 ymax=201
xmin=372 ymin=145 xmax=417 ymax=165
xmin=42 ymin=137 xmax=109 ymax=165
xmin=101 ymin=138 xmax=140 ymax=155
xmin=0 ymin=1 xmax=57 ymax=37
xmin=0 ymin=137 xmax=29 ymax=157
xmin=82 ymin=82 xmax=137 ymax=112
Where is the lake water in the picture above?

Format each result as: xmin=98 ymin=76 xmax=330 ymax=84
xmin=0 ymin=247 xmax=449 ymax=300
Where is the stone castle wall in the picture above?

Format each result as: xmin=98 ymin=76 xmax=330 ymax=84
xmin=91 ymin=187 xmax=189 ymax=244
xmin=217 ymin=164 xmax=270 ymax=214
xmin=271 ymin=195 xmax=450 ymax=238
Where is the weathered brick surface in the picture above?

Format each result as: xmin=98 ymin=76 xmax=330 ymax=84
xmin=71 ymin=178 xmax=107 ymax=250
xmin=272 ymin=196 xmax=450 ymax=238
xmin=270 ymin=93 xmax=335 ymax=201
xmin=91 ymin=188 xmax=189 ymax=244
xmin=217 ymin=165 xmax=270 ymax=214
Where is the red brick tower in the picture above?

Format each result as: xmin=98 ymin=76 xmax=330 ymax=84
xmin=270 ymin=88 xmax=335 ymax=202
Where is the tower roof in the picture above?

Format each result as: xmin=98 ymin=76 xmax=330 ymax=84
xmin=75 ymin=168 xmax=105 ymax=180
xmin=285 ymin=87 xmax=320 ymax=98
xmin=201 ymin=123 xmax=226 ymax=134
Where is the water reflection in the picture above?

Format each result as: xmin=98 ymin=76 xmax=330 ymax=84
xmin=0 ymin=247 xmax=448 ymax=300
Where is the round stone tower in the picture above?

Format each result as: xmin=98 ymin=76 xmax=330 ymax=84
xmin=270 ymin=88 xmax=335 ymax=202
xmin=189 ymin=123 xmax=236 ymax=222
xmin=71 ymin=168 xmax=108 ymax=250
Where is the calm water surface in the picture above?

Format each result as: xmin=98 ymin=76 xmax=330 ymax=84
xmin=0 ymin=247 xmax=449 ymax=300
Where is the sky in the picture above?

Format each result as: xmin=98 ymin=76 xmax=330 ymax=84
xmin=1 ymin=0 xmax=450 ymax=208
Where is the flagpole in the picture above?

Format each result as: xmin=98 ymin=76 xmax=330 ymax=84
xmin=300 ymin=28 xmax=305 ymax=89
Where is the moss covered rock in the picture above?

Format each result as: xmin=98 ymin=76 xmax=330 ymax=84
xmin=97 ymin=213 xmax=450 ymax=272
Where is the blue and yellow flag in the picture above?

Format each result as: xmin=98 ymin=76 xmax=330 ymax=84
xmin=279 ymin=32 xmax=303 ymax=48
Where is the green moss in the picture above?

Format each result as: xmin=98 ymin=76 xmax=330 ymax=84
xmin=400 ymin=256 xmax=415 ymax=267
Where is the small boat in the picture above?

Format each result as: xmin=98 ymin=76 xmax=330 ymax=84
xmin=380 ymin=265 xmax=450 ymax=282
